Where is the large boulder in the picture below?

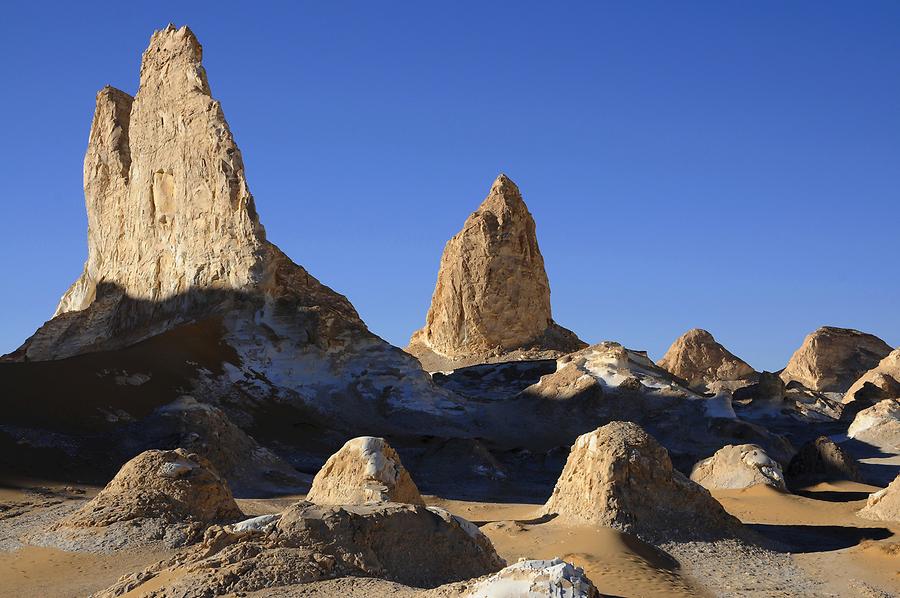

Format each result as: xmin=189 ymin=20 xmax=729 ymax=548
xmin=779 ymin=327 xmax=892 ymax=393
xmin=540 ymin=421 xmax=742 ymax=540
xmin=463 ymin=558 xmax=599 ymax=598
xmin=407 ymin=174 xmax=584 ymax=370
xmin=95 ymin=501 xmax=505 ymax=596
xmin=690 ymin=444 xmax=786 ymax=491
xmin=847 ymin=399 xmax=900 ymax=451
xmin=843 ymin=348 xmax=900 ymax=406
xmin=785 ymin=436 xmax=861 ymax=485
xmin=858 ymin=475 xmax=900 ymax=522
xmin=656 ymin=329 xmax=756 ymax=392
xmin=306 ymin=437 xmax=424 ymax=506
xmin=37 ymin=448 xmax=242 ymax=551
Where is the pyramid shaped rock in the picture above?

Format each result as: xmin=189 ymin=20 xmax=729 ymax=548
xmin=407 ymin=175 xmax=584 ymax=370
xmin=657 ymin=329 xmax=756 ymax=392
xmin=780 ymin=327 xmax=892 ymax=393
xmin=690 ymin=444 xmax=786 ymax=491
xmin=307 ymin=436 xmax=424 ymax=505
xmin=540 ymin=421 xmax=742 ymax=540
xmin=37 ymin=448 xmax=242 ymax=551
xmin=7 ymin=26 xmax=459 ymax=436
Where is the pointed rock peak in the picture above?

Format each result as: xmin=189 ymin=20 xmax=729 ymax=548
xmin=139 ymin=24 xmax=208 ymax=96
xmin=657 ymin=328 xmax=756 ymax=392
xmin=489 ymin=173 xmax=519 ymax=195
xmin=479 ymin=173 xmax=527 ymax=218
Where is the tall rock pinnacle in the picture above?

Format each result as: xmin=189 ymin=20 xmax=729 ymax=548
xmin=407 ymin=174 xmax=584 ymax=370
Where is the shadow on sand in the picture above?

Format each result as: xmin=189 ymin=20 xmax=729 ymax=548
xmin=749 ymin=523 xmax=893 ymax=553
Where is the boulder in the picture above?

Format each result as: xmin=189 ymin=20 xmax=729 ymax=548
xmin=843 ymin=348 xmax=900 ymax=406
xmin=37 ymin=448 xmax=242 ymax=551
xmin=463 ymin=558 xmax=599 ymax=598
xmin=780 ymin=327 xmax=892 ymax=393
xmin=690 ymin=444 xmax=786 ymax=491
xmin=407 ymin=174 xmax=584 ymax=370
xmin=95 ymin=501 xmax=505 ymax=596
xmin=306 ymin=437 xmax=424 ymax=506
xmin=858 ymin=475 xmax=900 ymax=522
xmin=540 ymin=421 xmax=742 ymax=540
xmin=847 ymin=399 xmax=900 ymax=451
xmin=785 ymin=436 xmax=861 ymax=485
xmin=657 ymin=329 xmax=756 ymax=392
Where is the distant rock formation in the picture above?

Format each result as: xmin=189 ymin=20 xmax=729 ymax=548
xmin=690 ymin=444 xmax=786 ymax=491
xmin=780 ymin=327 xmax=892 ymax=393
xmin=657 ymin=329 xmax=756 ymax=392
xmin=785 ymin=436 xmax=860 ymax=485
xmin=37 ymin=449 xmax=242 ymax=551
xmin=96 ymin=501 xmax=505 ymax=596
xmin=407 ymin=175 xmax=584 ymax=370
xmin=858 ymin=474 xmax=900 ymax=522
xmin=843 ymin=348 xmax=900 ymax=406
xmin=307 ymin=436 xmax=424 ymax=506
xmin=540 ymin=421 xmax=742 ymax=540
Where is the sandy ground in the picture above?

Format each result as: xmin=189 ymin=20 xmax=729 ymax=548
xmin=0 ymin=481 xmax=897 ymax=597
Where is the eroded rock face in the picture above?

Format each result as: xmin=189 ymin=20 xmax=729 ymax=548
xmin=848 ymin=399 xmax=900 ymax=451
xmin=306 ymin=437 xmax=424 ymax=506
xmin=690 ymin=444 xmax=786 ymax=491
xmin=540 ymin=421 xmax=742 ymax=540
xmin=843 ymin=348 xmax=900 ymax=406
xmin=36 ymin=448 xmax=241 ymax=551
xmin=407 ymin=175 xmax=584 ymax=370
xmin=785 ymin=436 xmax=860 ymax=485
xmin=858 ymin=475 xmax=900 ymax=522
xmin=780 ymin=327 xmax=892 ymax=393
xmin=95 ymin=501 xmax=505 ymax=596
xmin=464 ymin=558 xmax=599 ymax=598
xmin=657 ymin=329 xmax=756 ymax=392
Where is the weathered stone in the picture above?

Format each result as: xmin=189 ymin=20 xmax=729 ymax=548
xmin=843 ymin=348 xmax=900 ymax=406
xmin=785 ymin=436 xmax=861 ymax=485
xmin=657 ymin=329 xmax=756 ymax=392
xmin=464 ymin=558 xmax=599 ymax=598
xmin=540 ymin=421 xmax=742 ymax=540
xmin=848 ymin=399 xmax=900 ymax=451
xmin=690 ymin=444 xmax=786 ymax=491
xmin=780 ymin=327 xmax=892 ymax=393
xmin=407 ymin=175 xmax=584 ymax=370
xmin=306 ymin=437 xmax=424 ymax=506
xmin=858 ymin=474 xmax=900 ymax=522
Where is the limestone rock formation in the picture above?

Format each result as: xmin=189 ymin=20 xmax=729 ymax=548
xmin=95 ymin=501 xmax=505 ymax=596
xmin=848 ymin=399 xmax=900 ymax=451
xmin=6 ymin=25 xmax=463 ymax=445
xmin=657 ymin=329 xmax=756 ymax=392
xmin=407 ymin=175 xmax=584 ymax=370
xmin=540 ymin=421 xmax=742 ymax=540
xmin=37 ymin=448 xmax=242 ymax=551
xmin=858 ymin=474 xmax=900 ymax=522
xmin=306 ymin=436 xmax=424 ymax=506
xmin=780 ymin=327 xmax=892 ymax=393
xmin=690 ymin=444 xmax=786 ymax=491
xmin=843 ymin=348 xmax=900 ymax=406
xmin=464 ymin=558 xmax=599 ymax=598
xmin=785 ymin=436 xmax=861 ymax=485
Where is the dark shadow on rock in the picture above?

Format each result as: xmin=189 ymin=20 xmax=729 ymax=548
xmin=748 ymin=523 xmax=892 ymax=553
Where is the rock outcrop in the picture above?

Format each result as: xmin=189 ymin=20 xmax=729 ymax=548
xmin=407 ymin=175 xmax=584 ymax=370
xmin=306 ymin=436 xmax=424 ymax=506
xmin=464 ymin=558 xmax=599 ymax=598
xmin=847 ymin=399 xmax=900 ymax=451
xmin=858 ymin=474 xmax=900 ymax=522
xmin=785 ymin=436 xmax=861 ymax=485
xmin=690 ymin=444 xmax=786 ymax=491
xmin=95 ymin=501 xmax=505 ymax=596
xmin=843 ymin=348 xmax=900 ymax=406
xmin=657 ymin=329 xmax=756 ymax=392
xmin=540 ymin=421 xmax=742 ymax=540
xmin=37 ymin=448 xmax=242 ymax=551
xmin=780 ymin=327 xmax=892 ymax=393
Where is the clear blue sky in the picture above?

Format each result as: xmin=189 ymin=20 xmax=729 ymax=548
xmin=1 ymin=2 xmax=898 ymax=370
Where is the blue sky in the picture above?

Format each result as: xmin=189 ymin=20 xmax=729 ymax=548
xmin=1 ymin=2 xmax=898 ymax=370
